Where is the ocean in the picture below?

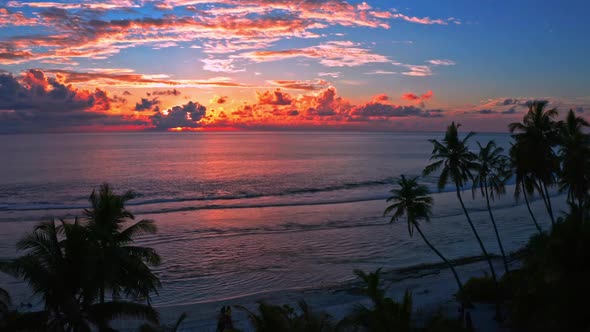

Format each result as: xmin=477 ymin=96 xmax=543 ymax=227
xmin=0 ymin=131 xmax=558 ymax=308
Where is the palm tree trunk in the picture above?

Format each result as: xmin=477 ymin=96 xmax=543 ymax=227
xmin=542 ymin=183 xmax=556 ymax=226
xmin=415 ymin=224 xmax=463 ymax=292
xmin=523 ymin=184 xmax=543 ymax=234
xmin=455 ymin=184 xmax=498 ymax=283
xmin=484 ymin=182 xmax=509 ymax=275
xmin=536 ymin=180 xmax=555 ymax=226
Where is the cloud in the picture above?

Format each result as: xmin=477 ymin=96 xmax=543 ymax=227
xmin=149 ymin=101 xmax=207 ymax=130
xmin=496 ymin=98 xmax=520 ymax=106
xmin=364 ymin=70 xmax=396 ymax=75
xmin=350 ymin=103 xmax=441 ymax=119
xmin=238 ymin=41 xmax=390 ymax=67
xmin=373 ymin=94 xmax=389 ymax=102
xmin=401 ymin=90 xmax=434 ymax=108
xmin=318 ymin=72 xmax=341 ymax=78
xmin=135 ymin=97 xmax=160 ymax=111
xmin=369 ymin=10 xmax=456 ymax=25
xmin=268 ymin=79 xmax=330 ymax=91
xmin=150 ymin=89 xmax=181 ymax=96
xmin=2 ymin=0 xmax=452 ymax=66
xmin=477 ymin=109 xmax=497 ymax=114
xmin=0 ymin=69 xmax=139 ymax=133
xmin=40 ymin=69 xmax=251 ymax=88
xmin=210 ymin=95 xmax=228 ymax=104
xmin=257 ymin=89 xmax=293 ymax=105
xmin=0 ymin=7 xmax=39 ymax=26
xmin=400 ymin=65 xmax=432 ymax=77
xmin=501 ymin=108 xmax=516 ymax=114
xmin=428 ymin=59 xmax=456 ymax=66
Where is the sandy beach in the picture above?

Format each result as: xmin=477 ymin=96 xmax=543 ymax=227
xmin=147 ymin=256 xmax=511 ymax=331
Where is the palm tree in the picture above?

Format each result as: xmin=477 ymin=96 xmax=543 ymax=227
xmin=0 ymin=219 xmax=159 ymax=331
xmin=423 ymin=122 xmax=498 ymax=284
xmin=558 ymin=109 xmax=590 ymax=211
xmin=510 ymin=142 xmax=544 ymax=234
xmin=509 ymin=100 xmax=560 ymax=226
xmin=237 ymin=301 xmax=333 ymax=332
xmin=384 ymin=175 xmax=463 ymax=292
xmin=343 ymin=268 xmax=413 ymax=332
xmin=473 ymin=141 xmax=511 ymax=274
xmin=84 ymin=183 xmax=161 ymax=305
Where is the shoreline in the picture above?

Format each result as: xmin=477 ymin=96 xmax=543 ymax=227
xmin=145 ymin=254 xmax=513 ymax=331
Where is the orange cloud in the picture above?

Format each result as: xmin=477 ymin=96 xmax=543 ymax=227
xmin=239 ymin=41 xmax=389 ymax=67
xmin=1 ymin=0 xmax=453 ymax=69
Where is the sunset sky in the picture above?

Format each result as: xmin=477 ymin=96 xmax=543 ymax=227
xmin=1 ymin=0 xmax=589 ymax=133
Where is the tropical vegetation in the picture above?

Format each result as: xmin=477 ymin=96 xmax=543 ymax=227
xmin=0 ymin=184 xmax=161 ymax=331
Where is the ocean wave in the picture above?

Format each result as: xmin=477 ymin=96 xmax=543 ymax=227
xmin=0 ymin=177 xmax=401 ymax=212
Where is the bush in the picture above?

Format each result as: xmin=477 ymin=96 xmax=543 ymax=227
xmin=508 ymin=211 xmax=590 ymax=331
xmin=455 ymin=275 xmax=498 ymax=303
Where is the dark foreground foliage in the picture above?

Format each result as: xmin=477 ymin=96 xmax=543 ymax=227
xmin=507 ymin=208 xmax=590 ymax=331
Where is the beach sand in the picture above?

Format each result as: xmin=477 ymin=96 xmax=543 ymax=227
xmin=148 ymin=257 xmax=512 ymax=331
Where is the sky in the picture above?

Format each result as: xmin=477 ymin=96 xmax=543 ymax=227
xmin=0 ymin=0 xmax=589 ymax=133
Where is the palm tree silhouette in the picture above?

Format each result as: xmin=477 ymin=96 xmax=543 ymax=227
xmin=384 ymin=175 xmax=463 ymax=292
xmin=509 ymin=100 xmax=560 ymax=226
xmin=237 ymin=300 xmax=333 ymax=332
xmin=473 ymin=141 xmax=511 ymax=274
xmin=558 ymin=109 xmax=590 ymax=211
xmin=0 ymin=219 xmax=159 ymax=331
xmin=509 ymin=142 xmax=543 ymax=234
xmin=344 ymin=268 xmax=413 ymax=332
xmin=84 ymin=183 xmax=161 ymax=305
xmin=423 ymin=122 xmax=498 ymax=284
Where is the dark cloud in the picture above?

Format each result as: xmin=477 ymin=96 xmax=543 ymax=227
xmin=496 ymin=98 xmax=519 ymax=106
xmin=0 ymin=69 xmax=129 ymax=133
xmin=212 ymin=95 xmax=228 ymax=104
xmin=350 ymin=103 xmax=440 ymax=118
xmin=135 ymin=97 xmax=160 ymax=111
xmin=122 ymin=90 xmax=132 ymax=95
xmin=501 ymin=108 xmax=516 ymax=114
xmin=150 ymin=101 xmax=207 ymax=129
xmin=151 ymin=89 xmax=181 ymax=96
xmin=477 ymin=109 xmax=497 ymax=114
xmin=576 ymin=107 xmax=585 ymax=114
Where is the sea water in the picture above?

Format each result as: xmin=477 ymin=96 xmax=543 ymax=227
xmin=0 ymin=131 xmax=558 ymax=307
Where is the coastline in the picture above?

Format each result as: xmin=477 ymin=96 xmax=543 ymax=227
xmin=142 ymin=255 xmax=514 ymax=331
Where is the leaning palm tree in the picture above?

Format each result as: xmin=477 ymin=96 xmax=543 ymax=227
xmin=473 ymin=141 xmax=511 ymax=274
xmin=509 ymin=100 xmax=560 ymax=226
xmin=384 ymin=175 xmax=463 ymax=292
xmin=0 ymin=219 xmax=159 ymax=331
xmin=423 ymin=122 xmax=498 ymax=284
xmin=510 ymin=142 xmax=544 ymax=234
xmin=558 ymin=109 xmax=590 ymax=211
xmin=84 ymin=183 xmax=161 ymax=305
